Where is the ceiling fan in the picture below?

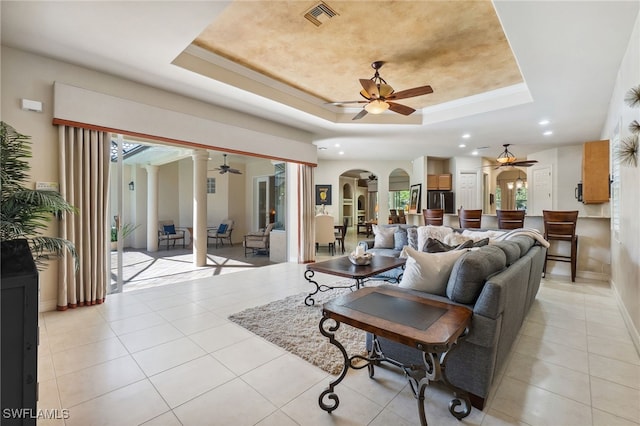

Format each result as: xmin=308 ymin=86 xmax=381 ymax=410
xmin=214 ymin=154 xmax=242 ymax=174
xmin=493 ymin=144 xmax=538 ymax=168
xmin=328 ymin=61 xmax=434 ymax=120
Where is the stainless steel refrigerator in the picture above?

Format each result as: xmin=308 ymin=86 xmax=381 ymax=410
xmin=427 ymin=191 xmax=455 ymax=214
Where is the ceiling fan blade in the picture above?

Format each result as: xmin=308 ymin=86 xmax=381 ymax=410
xmin=388 ymin=85 xmax=433 ymax=100
xmin=511 ymin=160 xmax=538 ymax=167
xmin=326 ymin=101 xmax=368 ymax=105
xmin=352 ymin=109 xmax=368 ymax=120
xmin=228 ymin=169 xmax=242 ymax=174
xmin=387 ymin=102 xmax=416 ymax=116
xmin=359 ymin=79 xmax=379 ymax=99
xmin=219 ymin=170 xmax=227 ymax=174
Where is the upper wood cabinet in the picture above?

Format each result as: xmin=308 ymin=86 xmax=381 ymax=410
xmin=582 ymin=140 xmax=609 ymax=204
xmin=427 ymin=174 xmax=452 ymax=191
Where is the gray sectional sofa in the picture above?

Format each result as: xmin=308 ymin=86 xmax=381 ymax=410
xmin=360 ymin=224 xmax=547 ymax=409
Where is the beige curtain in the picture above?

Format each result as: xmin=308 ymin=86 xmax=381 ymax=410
xmin=298 ymin=164 xmax=315 ymax=263
xmin=57 ymin=126 xmax=110 ymax=310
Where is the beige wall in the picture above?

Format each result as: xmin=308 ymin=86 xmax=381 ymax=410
xmin=601 ymin=12 xmax=640 ymax=350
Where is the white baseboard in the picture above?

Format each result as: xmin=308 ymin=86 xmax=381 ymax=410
xmin=39 ymin=299 xmax=57 ymax=312
xmin=611 ymin=279 xmax=640 ymax=356
xmin=577 ymin=270 xmax=610 ymax=282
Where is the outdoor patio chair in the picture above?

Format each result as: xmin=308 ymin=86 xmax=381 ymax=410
xmin=207 ymin=219 xmax=234 ymax=248
xmin=243 ymin=223 xmax=275 ymax=256
xmin=158 ymin=220 xmax=185 ymax=249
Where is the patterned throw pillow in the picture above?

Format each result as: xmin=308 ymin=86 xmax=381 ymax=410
xmin=407 ymin=227 xmax=419 ymax=250
xmin=163 ymin=224 xmax=176 ymax=235
xmin=217 ymin=223 xmax=228 ymax=234
xmin=372 ymin=225 xmax=398 ymax=249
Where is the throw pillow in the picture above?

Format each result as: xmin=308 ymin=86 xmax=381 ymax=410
xmin=407 ymin=227 xmax=418 ymax=250
xmin=163 ymin=224 xmax=176 ymax=235
xmin=373 ymin=225 xmax=398 ymax=249
xmin=446 ymin=245 xmax=507 ymax=304
xmin=394 ymin=229 xmax=408 ymax=251
xmin=417 ymin=225 xmax=454 ymax=253
xmin=398 ymin=246 xmax=466 ymax=295
xmin=423 ymin=237 xmax=456 ymax=253
xmin=217 ymin=223 xmax=228 ymax=234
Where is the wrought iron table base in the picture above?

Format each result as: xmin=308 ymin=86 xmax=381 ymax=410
xmin=304 ymin=269 xmax=402 ymax=306
xmin=318 ymin=316 xmax=471 ymax=426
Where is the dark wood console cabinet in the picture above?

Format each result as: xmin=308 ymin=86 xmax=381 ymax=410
xmin=1 ymin=240 xmax=39 ymax=426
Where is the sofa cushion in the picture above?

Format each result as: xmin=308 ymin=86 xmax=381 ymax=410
xmin=373 ymin=225 xmax=398 ymax=249
xmin=399 ymin=246 xmax=466 ymax=295
xmin=446 ymin=245 xmax=507 ymax=304
xmin=508 ymin=235 xmax=536 ymax=257
xmin=490 ymin=240 xmax=521 ymax=266
xmin=394 ymin=229 xmax=409 ymax=251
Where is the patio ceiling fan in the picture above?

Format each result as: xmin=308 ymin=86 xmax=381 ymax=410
xmin=214 ymin=154 xmax=242 ymax=174
xmin=328 ymin=61 xmax=434 ymax=120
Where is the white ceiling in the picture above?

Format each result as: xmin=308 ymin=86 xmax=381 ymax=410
xmin=2 ymin=1 xmax=638 ymax=163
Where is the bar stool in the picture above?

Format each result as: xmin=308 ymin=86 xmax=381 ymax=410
xmin=542 ymin=210 xmax=579 ymax=282
xmin=458 ymin=208 xmax=482 ymax=229
xmin=422 ymin=209 xmax=444 ymax=226
xmin=496 ymin=209 xmax=525 ymax=230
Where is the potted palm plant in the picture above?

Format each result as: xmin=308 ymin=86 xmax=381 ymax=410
xmin=1 ymin=121 xmax=77 ymax=268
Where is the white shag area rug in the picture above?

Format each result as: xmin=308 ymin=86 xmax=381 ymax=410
xmin=228 ymin=281 xmax=385 ymax=375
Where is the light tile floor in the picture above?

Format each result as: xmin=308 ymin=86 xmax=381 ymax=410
xmin=38 ymin=242 xmax=640 ymax=425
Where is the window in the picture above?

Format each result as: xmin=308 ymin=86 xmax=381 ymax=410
xmin=515 ymin=187 xmax=527 ymax=211
xmin=495 ymin=187 xmax=502 ymax=210
xmin=388 ymin=190 xmax=410 ymax=211
xmin=207 ymin=177 xmax=216 ymax=194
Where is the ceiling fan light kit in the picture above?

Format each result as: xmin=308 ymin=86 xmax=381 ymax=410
xmin=364 ymin=99 xmax=389 ymax=114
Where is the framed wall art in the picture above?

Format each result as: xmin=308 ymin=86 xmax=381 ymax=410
xmin=315 ymin=184 xmax=332 ymax=205
xmin=409 ymin=183 xmax=422 ymax=214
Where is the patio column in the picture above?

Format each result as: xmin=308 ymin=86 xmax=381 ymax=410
xmin=193 ymin=149 xmax=208 ymax=266
xmin=145 ymin=165 xmax=159 ymax=252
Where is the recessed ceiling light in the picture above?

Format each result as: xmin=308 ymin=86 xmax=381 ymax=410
xmin=459 ymin=144 xmax=467 ymax=148
xmin=338 ymin=151 xmax=344 ymax=155
xmin=539 ymin=120 xmax=550 ymax=125
xmin=334 ymin=143 xmax=340 ymax=147
xmin=462 ymin=133 xmax=471 ymax=139
xmin=543 ymin=130 xmax=553 ymax=136
xmin=471 ymin=150 xmax=479 ymax=156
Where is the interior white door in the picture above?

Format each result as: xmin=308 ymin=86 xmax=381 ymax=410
xmin=458 ymin=172 xmax=479 ymax=210
xmin=531 ymin=166 xmax=553 ymax=215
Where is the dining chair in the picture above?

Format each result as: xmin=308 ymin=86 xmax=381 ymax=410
xmin=315 ymin=214 xmax=336 ymax=255
xmin=422 ymin=209 xmax=444 ymax=226
xmin=542 ymin=210 xmax=579 ymax=282
xmin=458 ymin=208 xmax=482 ymax=229
xmin=496 ymin=210 xmax=525 ymax=230
xmin=334 ymin=216 xmax=348 ymax=254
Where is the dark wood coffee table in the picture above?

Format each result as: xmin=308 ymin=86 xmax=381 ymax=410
xmin=318 ymin=286 xmax=473 ymax=426
xmin=304 ymin=255 xmax=406 ymax=306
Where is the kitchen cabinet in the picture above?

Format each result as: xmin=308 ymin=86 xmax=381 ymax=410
xmin=427 ymin=174 xmax=452 ymax=191
xmin=582 ymin=140 xmax=609 ymax=204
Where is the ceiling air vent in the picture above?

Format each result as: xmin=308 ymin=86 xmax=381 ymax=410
xmin=304 ymin=2 xmax=338 ymax=27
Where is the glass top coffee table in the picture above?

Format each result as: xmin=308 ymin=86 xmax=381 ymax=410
xmin=304 ymin=255 xmax=406 ymax=306
xmin=318 ymin=285 xmax=473 ymax=426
